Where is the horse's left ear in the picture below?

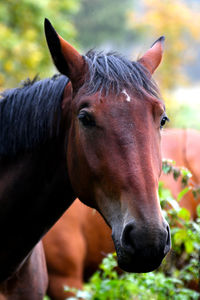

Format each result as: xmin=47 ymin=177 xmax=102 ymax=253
xmin=44 ymin=18 xmax=86 ymax=88
xmin=138 ymin=36 xmax=165 ymax=74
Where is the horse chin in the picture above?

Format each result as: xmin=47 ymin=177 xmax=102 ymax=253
xmin=114 ymin=242 xmax=164 ymax=273
xmin=117 ymin=253 xmax=162 ymax=273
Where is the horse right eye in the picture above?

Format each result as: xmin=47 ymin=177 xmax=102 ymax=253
xmin=160 ymin=115 xmax=169 ymax=129
xmin=78 ymin=111 xmax=96 ymax=127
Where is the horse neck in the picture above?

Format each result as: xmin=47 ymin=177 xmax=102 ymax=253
xmin=0 ymin=137 xmax=75 ymax=282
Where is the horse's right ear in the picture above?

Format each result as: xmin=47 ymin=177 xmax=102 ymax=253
xmin=44 ymin=18 xmax=86 ymax=88
xmin=138 ymin=36 xmax=165 ymax=75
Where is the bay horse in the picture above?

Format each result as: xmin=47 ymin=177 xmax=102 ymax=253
xmin=0 ymin=18 xmax=170 ymax=298
xmin=43 ymin=128 xmax=200 ymax=300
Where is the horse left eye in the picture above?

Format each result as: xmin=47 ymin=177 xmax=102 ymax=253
xmin=160 ymin=116 xmax=169 ymax=129
xmin=78 ymin=111 xmax=96 ymax=127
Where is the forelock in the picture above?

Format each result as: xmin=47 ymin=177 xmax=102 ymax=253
xmin=83 ymin=50 xmax=160 ymax=98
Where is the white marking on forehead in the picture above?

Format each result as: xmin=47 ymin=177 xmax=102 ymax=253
xmin=122 ymin=89 xmax=131 ymax=102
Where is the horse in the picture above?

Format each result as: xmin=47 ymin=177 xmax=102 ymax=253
xmin=43 ymin=128 xmax=200 ymax=300
xmin=0 ymin=18 xmax=170 ymax=298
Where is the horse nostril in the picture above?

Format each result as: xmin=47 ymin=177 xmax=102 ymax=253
xmin=121 ymin=222 xmax=135 ymax=253
xmin=164 ymin=223 xmax=171 ymax=255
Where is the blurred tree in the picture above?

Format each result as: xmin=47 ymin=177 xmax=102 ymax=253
xmin=72 ymin=0 xmax=139 ymax=51
xmin=128 ymin=0 xmax=200 ymax=90
xmin=0 ymin=0 xmax=80 ymax=88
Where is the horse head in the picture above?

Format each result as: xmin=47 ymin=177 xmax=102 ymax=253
xmin=44 ymin=19 xmax=171 ymax=273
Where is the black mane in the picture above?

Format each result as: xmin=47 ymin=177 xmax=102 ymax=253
xmin=84 ymin=50 xmax=160 ymax=98
xmin=0 ymin=75 xmax=68 ymax=156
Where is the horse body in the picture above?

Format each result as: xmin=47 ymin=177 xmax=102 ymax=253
xmin=161 ymin=128 xmax=200 ymax=219
xmin=43 ymin=128 xmax=200 ymax=300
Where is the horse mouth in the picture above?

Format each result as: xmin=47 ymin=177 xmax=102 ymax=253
xmin=117 ymin=253 xmax=163 ymax=273
xmin=113 ymin=238 xmax=169 ymax=273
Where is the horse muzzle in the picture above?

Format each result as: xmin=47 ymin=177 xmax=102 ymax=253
xmin=112 ymin=220 xmax=171 ymax=273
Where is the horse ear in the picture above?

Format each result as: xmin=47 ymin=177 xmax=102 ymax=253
xmin=44 ymin=18 xmax=86 ymax=87
xmin=138 ymin=36 xmax=165 ymax=74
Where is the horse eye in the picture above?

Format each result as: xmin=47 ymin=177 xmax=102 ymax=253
xmin=160 ymin=115 xmax=169 ymax=129
xmin=78 ymin=111 xmax=96 ymax=127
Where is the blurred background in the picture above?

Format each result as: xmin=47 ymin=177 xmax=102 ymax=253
xmin=0 ymin=0 xmax=200 ymax=128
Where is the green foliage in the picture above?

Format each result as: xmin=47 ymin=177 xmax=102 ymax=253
xmin=162 ymin=159 xmax=200 ymax=200
xmin=65 ymin=250 xmax=199 ymax=299
xmin=197 ymin=205 xmax=200 ymax=218
xmin=0 ymin=0 xmax=80 ymax=88
xmin=162 ymin=190 xmax=200 ymax=257
xmin=162 ymin=159 xmax=192 ymax=187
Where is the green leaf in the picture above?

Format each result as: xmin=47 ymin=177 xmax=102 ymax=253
xmin=185 ymin=240 xmax=194 ymax=254
xmin=196 ymin=204 xmax=200 ymax=218
xmin=174 ymin=229 xmax=187 ymax=245
xmin=177 ymin=207 xmax=191 ymax=221
xmin=165 ymin=197 xmax=180 ymax=211
xmin=177 ymin=186 xmax=191 ymax=202
xmin=173 ymin=167 xmax=181 ymax=180
xmin=162 ymin=159 xmax=175 ymax=174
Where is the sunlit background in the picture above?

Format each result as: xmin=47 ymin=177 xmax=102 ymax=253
xmin=0 ymin=0 xmax=200 ymax=127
